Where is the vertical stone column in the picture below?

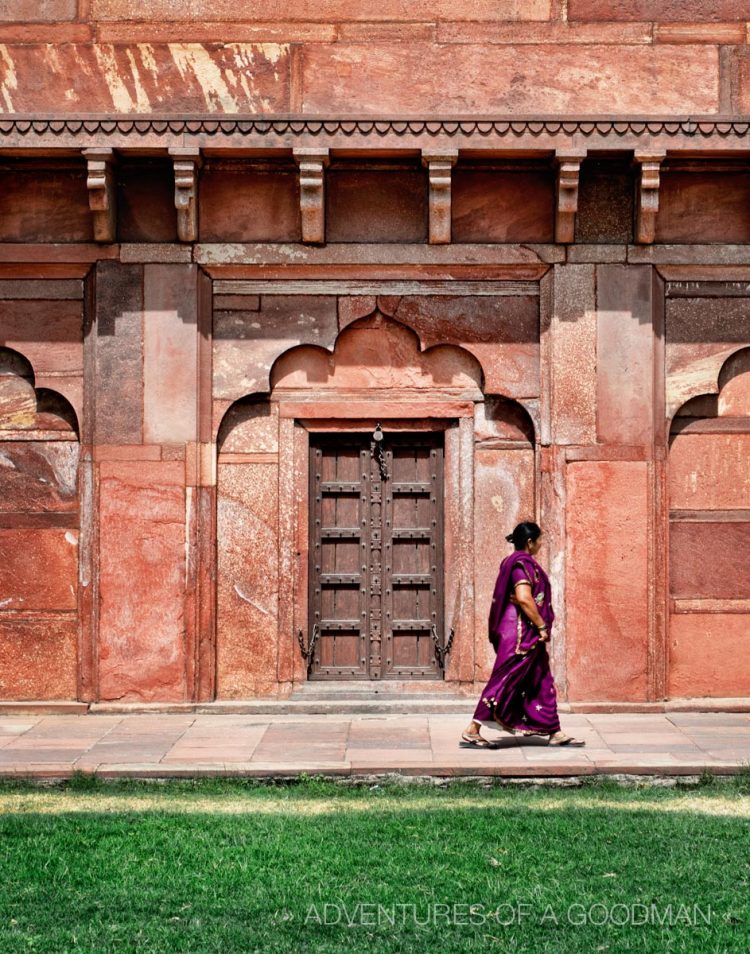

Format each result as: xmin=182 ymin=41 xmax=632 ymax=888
xmin=89 ymin=261 xmax=211 ymax=702
xmin=539 ymin=264 xmax=597 ymax=700
xmin=561 ymin=264 xmax=666 ymax=703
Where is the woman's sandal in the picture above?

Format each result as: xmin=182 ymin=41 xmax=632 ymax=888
xmin=460 ymin=731 xmax=499 ymax=749
xmin=547 ymin=732 xmax=586 ymax=746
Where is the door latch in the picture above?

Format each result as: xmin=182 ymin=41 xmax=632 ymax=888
xmin=371 ymin=422 xmax=389 ymax=480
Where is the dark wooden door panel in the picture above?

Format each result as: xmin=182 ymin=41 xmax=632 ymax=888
xmin=310 ymin=441 xmax=369 ymax=678
xmin=309 ymin=432 xmax=443 ymax=680
xmin=383 ymin=439 xmax=443 ymax=679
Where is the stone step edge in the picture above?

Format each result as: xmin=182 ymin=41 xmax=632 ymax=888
xmin=2 ymin=698 xmax=750 ymax=716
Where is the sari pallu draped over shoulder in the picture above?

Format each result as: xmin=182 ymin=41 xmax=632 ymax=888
xmin=488 ymin=551 xmax=555 ymax=654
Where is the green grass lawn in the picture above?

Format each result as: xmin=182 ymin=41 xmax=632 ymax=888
xmin=0 ymin=773 xmax=748 ymax=953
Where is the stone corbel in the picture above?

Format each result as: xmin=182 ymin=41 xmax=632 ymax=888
xmin=634 ymin=152 xmax=665 ymax=245
xmin=294 ymin=148 xmax=329 ymax=244
xmin=83 ymin=148 xmax=116 ymax=243
xmin=422 ymin=150 xmax=458 ymax=245
xmin=555 ymin=152 xmax=584 ymax=244
xmin=170 ymin=148 xmax=201 ymax=242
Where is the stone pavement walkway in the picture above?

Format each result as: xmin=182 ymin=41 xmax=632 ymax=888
xmin=0 ymin=711 xmax=749 ymax=779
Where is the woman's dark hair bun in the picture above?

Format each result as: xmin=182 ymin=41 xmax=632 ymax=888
xmin=506 ymin=521 xmax=542 ymax=550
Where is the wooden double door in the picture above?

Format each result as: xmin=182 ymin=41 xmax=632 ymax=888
xmin=309 ymin=431 xmax=445 ymax=680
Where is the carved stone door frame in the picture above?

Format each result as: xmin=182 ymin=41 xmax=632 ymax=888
xmin=275 ymin=402 xmax=477 ymax=689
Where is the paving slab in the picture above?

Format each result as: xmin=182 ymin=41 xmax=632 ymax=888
xmin=0 ymin=712 xmax=746 ymax=779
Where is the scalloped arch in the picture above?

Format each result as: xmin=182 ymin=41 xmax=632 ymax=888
xmin=268 ymin=311 xmax=484 ymax=395
xmin=0 ymin=346 xmax=79 ymax=437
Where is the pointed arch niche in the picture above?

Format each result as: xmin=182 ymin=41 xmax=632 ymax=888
xmin=668 ymin=346 xmax=750 ymax=698
xmin=214 ymin=310 xmax=537 ymax=699
xmin=0 ymin=347 xmax=80 ymax=700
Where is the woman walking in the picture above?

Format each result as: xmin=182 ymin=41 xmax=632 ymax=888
xmin=461 ymin=521 xmax=585 ymax=748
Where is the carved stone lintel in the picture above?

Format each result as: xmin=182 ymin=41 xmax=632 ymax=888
xmin=422 ymin=150 xmax=458 ymax=245
xmin=83 ymin=148 xmax=116 ymax=243
xmin=555 ymin=152 xmax=584 ymax=244
xmin=635 ymin=151 xmax=665 ymax=245
xmin=294 ymin=148 xmax=329 ymax=245
xmin=170 ymin=148 xmax=201 ymax=243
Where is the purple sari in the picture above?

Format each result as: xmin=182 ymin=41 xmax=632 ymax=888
xmin=472 ymin=551 xmax=561 ymax=734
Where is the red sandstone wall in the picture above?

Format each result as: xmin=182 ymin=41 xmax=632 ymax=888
xmin=2 ymin=2 xmax=750 ymax=114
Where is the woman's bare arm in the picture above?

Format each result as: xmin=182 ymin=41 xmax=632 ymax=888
xmin=511 ymin=581 xmax=547 ymax=635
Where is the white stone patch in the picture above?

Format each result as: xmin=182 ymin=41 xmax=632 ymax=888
xmin=93 ymin=44 xmax=139 ymax=112
xmin=233 ymin=584 xmax=271 ymax=617
xmin=65 ymin=531 xmax=78 ymax=546
xmin=0 ymin=45 xmax=17 ymax=112
xmin=125 ymin=48 xmax=152 ymax=112
xmin=169 ymin=44 xmax=239 ymax=113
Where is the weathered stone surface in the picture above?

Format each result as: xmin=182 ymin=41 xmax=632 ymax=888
xmin=0 ymin=528 xmax=78 ymax=610
xmin=596 ymin=265 xmax=655 ymax=446
xmin=271 ymin=314 xmax=482 ymax=394
xmin=92 ymin=0 xmax=552 ymax=21
xmin=452 ymin=170 xmax=554 ymax=244
xmin=0 ymin=617 xmax=77 ymax=700
xmin=301 ymin=44 xmax=719 ymax=114
xmin=93 ymin=262 xmax=143 ymax=445
xmin=666 ymin=298 xmax=750 ymax=416
xmin=655 ymin=23 xmax=748 ymax=43
xmin=719 ymin=352 xmax=750 ymax=415
xmin=0 ymin=166 xmax=91 ymax=243
xmin=0 ymin=442 xmax=78 ymax=513
xmin=575 ymin=159 xmax=633 ymax=245
xmin=390 ymin=295 xmax=539 ymax=398
xmin=97 ymin=461 xmax=186 ymax=701
xmin=657 ymin=172 xmax=750 ymax=245
xmin=0 ymin=301 xmax=83 ymax=377
xmin=474 ymin=447 xmax=535 ymax=677
xmin=213 ymin=295 xmax=338 ymax=400
xmin=474 ymin=396 xmax=536 ymax=444
xmin=549 ymin=264 xmax=597 ymax=445
xmin=143 ymin=264 xmax=198 ymax=444
xmin=438 ymin=21 xmax=653 ymax=44
xmin=0 ymin=374 xmax=35 ymax=429
xmin=670 ymin=433 xmax=750 ymax=512
xmin=217 ymin=462 xmax=279 ymax=697
xmin=200 ymin=165 xmax=301 ymax=243
xmin=565 ymin=461 xmax=649 ymax=701
xmin=568 ymin=0 xmax=750 ymax=20
xmin=327 ymin=167 xmax=427 ymax=244
xmin=0 ymin=1 xmax=76 ymax=21
xmin=669 ymin=613 xmax=750 ymax=698
xmin=217 ymin=398 xmax=279 ymax=454
xmin=0 ymin=44 xmax=291 ymax=113
xmin=670 ymin=522 xmax=750 ymax=599
xmin=118 ymin=159 xmax=177 ymax=243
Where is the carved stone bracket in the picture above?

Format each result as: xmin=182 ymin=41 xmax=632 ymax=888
xmin=555 ymin=152 xmax=584 ymax=244
xmin=422 ymin=150 xmax=458 ymax=245
xmin=634 ymin=151 xmax=666 ymax=245
xmin=83 ymin=148 xmax=116 ymax=243
xmin=170 ymin=148 xmax=201 ymax=242
xmin=294 ymin=148 xmax=330 ymax=245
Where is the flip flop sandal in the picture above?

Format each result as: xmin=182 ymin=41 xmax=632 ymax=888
xmin=548 ymin=733 xmax=586 ymax=746
xmin=460 ymin=732 xmax=498 ymax=749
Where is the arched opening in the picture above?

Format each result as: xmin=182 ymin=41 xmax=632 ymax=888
xmin=0 ymin=346 xmax=80 ymax=700
xmin=667 ymin=346 xmax=750 ymax=698
xmin=213 ymin=309 xmax=535 ymax=697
